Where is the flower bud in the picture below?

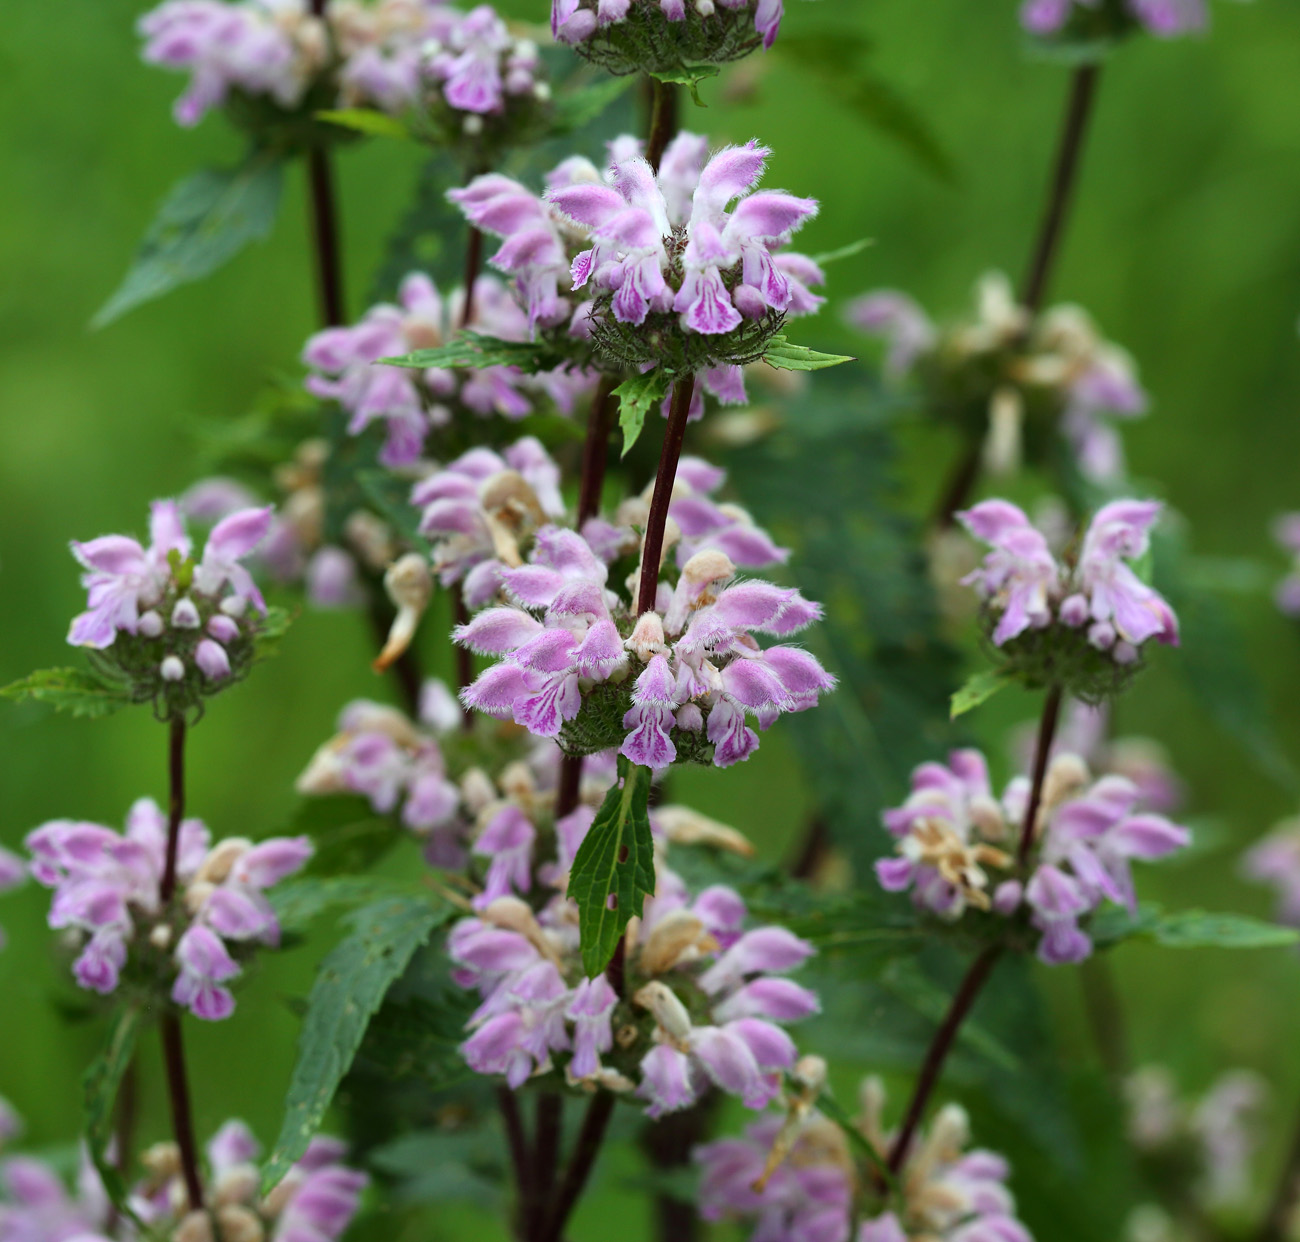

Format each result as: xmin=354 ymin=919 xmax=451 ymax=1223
xmin=213 ymin=1164 xmax=259 ymax=1208
xmin=460 ymin=767 xmax=497 ymax=814
xmin=793 ymin=1055 xmax=828 ymax=1093
xmin=652 ymin=805 xmax=754 ymax=857
xmin=633 ymin=981 xmax=693 ymax=1043
xmin=625 ymin=612 xmax=667 ymax=662
xmin=161 ymin=656 xmax=185 ymax=682
xmin=196 ymin=639 xmax=231 ymax=681
xmin=639 ymin=910 xmax=716 ymax=976
xmin=173 ymin=1210 xmax=214 ymax=1242
xmin=172 ymin=598 xmax=201 ymax=629
xmin=1059 ymin=593 xmax=1089 ymax=627
xmin=344 ymin=510 xmax=395 ymax=571
xmin=208 ymin=615 xmax=240 ymax=644
xmin=220 ymin=595 xmax=248 ymax=618
xmin=1042 ymin=753 xmax=1089 ymax=814
xmin=215 ymin=1204 xmax=264 ymax=1242
xmin=195 ymin=838 xmax=252 ymax=885
xmin=139 ymin=610 xmax=165 ymax=638
xmin=374 ymin=554 xmax=433 ymax=673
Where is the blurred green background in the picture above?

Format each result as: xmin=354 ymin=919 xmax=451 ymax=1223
xmin=5 ymin=0 xmax=1300 ymax=1236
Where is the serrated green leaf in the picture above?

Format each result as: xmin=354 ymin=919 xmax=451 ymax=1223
xmin=808 ymin=238 xmax=875 ymax=267
xmin=262 ymin=894 xmax=449 ymax=1192
xmin=1 ymin=667 xmax=133 ymax=719
xmin=762 ymin=335 xmax=855 ymax=372
xmin=380 ymin=332 xmax=559 ymax=372
xmin=552 ymin=74 xmax=636 ymax=134
xmin=84 ymin=1006 xmax=143 ymax=1220
xmin=317 ymin=108 xmax=413 ymax=140
xmin=1093 ymin=903 xmax=1299 ymax=950
xmin=271 ymin=875 xmax=423 ymax=933
xmin=950 ymin=668 xmax=1012 ymax=719
xmin=614 ymin=369 xmax=672 ymax=457
xmin=569 ymin=757 xmax=655 ymax=976
xmin=93 ymin=152 xmax=284 ymax=328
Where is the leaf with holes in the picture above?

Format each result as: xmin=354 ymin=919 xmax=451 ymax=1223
xmin=2 ymin=667 xmax=133 ymax=719
xmin=762 ymin=335 xmax=855 ymax=372
xmin=614 ymin=369 xmax=672 ymax=457
xmin=84 ymin=1005 xmax=144 ymax=1219
xmin=93 ymin=151 xmax=284 ymax=327
xmin=261 ymin=894 xmax=449 ymax=1193
xmin=569 ymin=757 xmax=655 ymax=976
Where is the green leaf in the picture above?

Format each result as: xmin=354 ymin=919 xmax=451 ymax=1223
xmin=317 ymin=108 xmax=412 ymax=140
xmin=262 ymin=894 xmax=449 ymax=1193
xmin=762 ymin=335 xmax=855 ymax=372
xmin=270 ymin=875 xmax=423 ymax=934
xmin=950 ymin=668 xmax=1012 ymax=719
xmin=1093 ymin=903 xmax=1299 ymax=950
xmin=650 ymin=63 xmax=720 ymax=106
xmin=380 ymin=332 xmax=559 ymax=372
xmin=569 ymin=757 xmax=655 ymax=977
xmin=614 ymin=369 xmax=672 ymax=457
xmin=808 ymin=238 xmax=875 ymax=267
xmin=93 ymin=152 xmax=284 ymax=328
xmin=84 ymin=1005 xmax=143 ymax=1218
xmin=1 ymin=667 xmax=133 ymax=719
xmin=254 ymin=605 xmax=294 ymax=662
xmin=551 ymin=75 xmax=637 ymax=134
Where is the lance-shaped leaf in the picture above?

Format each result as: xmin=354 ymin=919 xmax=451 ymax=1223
xmin=950 ymin=668 xmax=1013 ymax=719
xmin=615 ymin=369 xmax=672 ymax=457
xmin=762 ymin=335 xmax=855 ymax=372
xmin=569 ymin=757 xmax=655 ymax=977
xmin=262 ymin=893 xmax=449 ymax=1193
xmin=2 ymin=667 xmax=133 ymax=719
xmin=1093 ymin=903 xmax=1300 ymax=950
xmin=93 ymin=151 xmax=284 ymax=328
xmin=317 ymin=108 xmax=413 ymax=140
xmin=380 ymin=332 xmax=560 ymax=372
xmin=84 ymin=1005 xmax=143 ymax=1217
xmin=808 ymin=237 xmax=875 ymax=267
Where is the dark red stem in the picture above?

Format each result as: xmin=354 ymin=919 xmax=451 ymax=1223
xmin=1017 ymin=683 xmax=1064 ymax=867
xmin=577 ymin=375 xmax=619 ymax=526
xmin=886 ymin=944 xmax=1003 ymax=1174
xmin=160 ymin=718 xmax=186 ymax=903
xmin=636 ymin=375 xmax=696 ymax=616
xmin=1020 ymin=64 xmax=1102 ymax=314
xmin=645 ymin=77 xmax=679 ymax=172
xmin=537 ymin=1091 xmax=616 ymax=1242
xmin=460 ymin=224 xmax=484 ymax=330
xmin=306 ymin=148 xmax=345 ymax=328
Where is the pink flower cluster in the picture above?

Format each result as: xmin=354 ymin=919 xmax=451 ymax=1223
xmin=296 ymin=683 xmax=468 ymax=864
xmin=696 ymin=1082 xmax=1032 ymax=1242
xmin=303 ymin=272 xmax=593 ymax=467
xmin=0 ymin=1108 xmax=365 ymax=1242
xmin=551 ymin=0 xmax=785 ymax=52
xmin=139 ymin=0 xmax=544 ymax=128
xmin=959 ymin=498 xmax=1178 ymax=663
xmin=418 ymin=5 xmax=546 ymax=118
xmin=24 ymin=799 xmax=310 ymax=1019
xmin=877 ymin=748 xmax=1190 ymax=964
xmin=547 ymin=136 xmax=820 ymax=339
xmin=68 ymin=499 xmax=273 ymax=696
xmin=450 ymin=855 xmax=818 ymax=1115
xmin=1021 ymin=0 xmax=1208 ymax=38
xmin=846 ymin=276 xmax=1147 ymax=484
xmin=455 ymin=522 xmax=833 ymax=769
xmin=1241 ymin=817 xmax=1300 ymax=928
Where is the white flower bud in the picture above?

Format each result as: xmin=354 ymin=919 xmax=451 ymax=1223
xmin=633 ymin=981 xmax=693 ymax=1043
xmin=638 ymin=909 xmax=716 ymax=976
xmin=532 ymin=81 xmax=552 ymax=102
xmin=173 ymin=1209 xmax=214 ymax=1242
xmin=652 ymin=805 xmax=754 ymax=857
xmin=139 ymin=610 xmax=165 ymax=638
xmin=195 ymin=838 xmax=253 ymax=885
xmin=143 ymin=1141 xmax=181 ymax=1181
xmin=149 ymin=923 xmax=173 ymax=951
xmin=982 ymin=386 xmax=1024 ymax=477
xmin=171 ymin=598 xmax=201 ymax=630
xmin=497 ymin=760 xmax=536 ymax=805
xmin=220 ymin=595 xmax=248 ymax=619
xmin=213 ymin=1164 xmax=259 ymax=1208
xmin=374 ymin=553 xmax=433 ymax=673
xmin=344 ymin=510 xmax=396 ymax=571
xmin=624 ymin=612 xmax=667 ymax=662
xmin=463 ymin=114 xmax=484 ymax=136
xmin=460 ymin=767 xmax=497 ymax=814
xmin=215 ymin=1203 xmax=264 ymax=1242
xmin=294 ymin=742 xmax=349 ymax=797
xmin=1043 ymin=752 xmax=1089 ymax=813
xmin=793 ymin=1055 xmax=827 ymax=1093
xmin=161 ymin=656 xmax=185 ymax=682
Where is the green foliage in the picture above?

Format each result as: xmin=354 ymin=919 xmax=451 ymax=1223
xmin=93 ymin=151 xmax=284 ymax=328
xmin=775 ymin=32 xmax=954 ymax=181
xmin=1 ymin=666 xmax=133 ymax=719
xmin=808 ymin=238 xmax=876 ymax=267
xmin=253 ymin=605 xmax=295 ymax=661
xmin=317 ymin=109 xmax=413 ymax=141
xmin=569 ymin=757 xmax=655 ymax=977
xmin=262 ymin=894 xmax=451 ymax=1192
xmin=83 ymin=1005 xmax=143 ymax=1219
xmin=1093 ymin=903 xmax=1300 ymax=950
xmin=950 ymin=668 xmax=1012 ymax=718
xmin=271 ymin=875 xmax=425 ymax=934
xmin=551 ymin=74 xmax=637 ymax=134
xmin=380 ymin=332 xmax=561 ymax=373
xmin=357 ymin=469 xmax=432 ymax=556
xmin=725 ymin=378 xmax=960 ymax=875
xmin=614 ymin=368 xmax=672 ymax=457
xmin=761 ymin=335 xmax=855 ymax=372
xmin=817 ymin=1091 xmax=895 ymax=1187
xmin=368 ymin=1128 xmax=505 ymax=1209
